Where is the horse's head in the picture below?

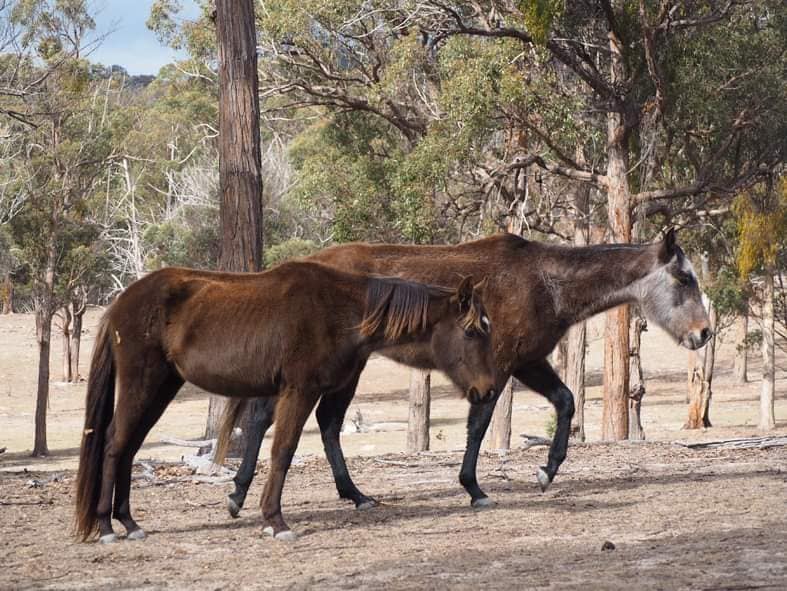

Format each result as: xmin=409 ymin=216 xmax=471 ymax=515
xmin=430 ymin=277 xmax=498 ymax=404
xmin=636 ymin=228 xmax=712 ymax=350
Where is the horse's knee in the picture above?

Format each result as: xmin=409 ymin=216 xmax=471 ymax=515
xmin=554 ymin=388 xmax=575 ymax=419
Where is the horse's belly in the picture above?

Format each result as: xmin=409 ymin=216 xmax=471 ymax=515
xmin=173 ymin=358 xmax=277 ymax=399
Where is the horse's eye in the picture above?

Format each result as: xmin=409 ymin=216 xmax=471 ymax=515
xmin=676 ymin=272 xmax=691 ymax=286
xmin=464 ymin=328 xmax=478 ymax=339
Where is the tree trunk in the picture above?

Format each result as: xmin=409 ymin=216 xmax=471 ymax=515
xmin=759 ymin=272 xmax=776 ymax=430
xmin=33 ymin=238 xmax=57 ymax=457
xmin=601 ymin=17 xmax=633 ymax=442
xmin=407 ymin=369 xmax=430 ymax=452
xmin=685 ymin=296 xmax=717 ymax=429
xmin=566 ymin=163 xmax=590 ymax=441
xmin=601 ymin=141 xmax=632 ymax=441
xmin=60 ymin=306 xmax=72 ymax=383
xmin=490 ymin=378 xmax=514 ymax=450
xmin=206 ymin=0 xmax=264 ymax=445
xmin=733 ymin=313 xmax=748 ymax=385
xmin=628 ymin=313 xmax=647 ymax=440
xmin=70 ymin=300 xmax=85 ymax=381
xmin=34 ymin=308 xmax=53 ymax=456
xmin=566 ymin=322 xmax=586 ymax=441
xmin=1 ymin=272 xmax=13 ymax=314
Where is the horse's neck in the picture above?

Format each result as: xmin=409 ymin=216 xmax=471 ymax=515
xmin=536 ymin=244 xmax=656 ymax=326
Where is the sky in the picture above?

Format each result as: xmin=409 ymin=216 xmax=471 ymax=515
xmin=87 ymin=1 xmax=201 ymax=76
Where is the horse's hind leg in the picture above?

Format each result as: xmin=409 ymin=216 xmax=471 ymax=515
xmin=315 ymin=374 xmax=376 ymax=509
xmin=260 ymin=388 xmax=318 ymax=540
xmin=228 ymin=396 xmax=276 ymax=518
xmin=113 ymin=372 xmax=183 ymax=539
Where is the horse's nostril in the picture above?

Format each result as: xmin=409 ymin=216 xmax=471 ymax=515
xmin=700 ymin=327 xmax=712 ymax=342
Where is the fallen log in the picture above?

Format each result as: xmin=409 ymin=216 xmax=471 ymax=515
xmin=675 ymin=436 xmax=787 ymax=450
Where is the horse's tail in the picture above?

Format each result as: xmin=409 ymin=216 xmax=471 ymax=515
xmin=75 ymin=314 xmax=116 ymax=541
xmin=214 ymin=398 xmax=248 ymax=467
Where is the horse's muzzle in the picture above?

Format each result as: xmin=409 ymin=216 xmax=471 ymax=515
xmin=683 ymin=327 xmax=713 ymax=350
xmin=468 ymin=387 xmax=496 ymax=404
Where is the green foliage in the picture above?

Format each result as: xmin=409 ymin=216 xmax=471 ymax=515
xmin=289 ymin=113 xmax=404 ymax=243
xmin=521 ymin=0 xmax=564 ymax=44
xmin=143 ymin=207 xmax=220 ymax=271
xmin=264 ymin=239 xmax=319 ymax=268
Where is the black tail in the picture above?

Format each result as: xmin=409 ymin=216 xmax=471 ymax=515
xmin=74 ymin=314 xmax=115 ymax=541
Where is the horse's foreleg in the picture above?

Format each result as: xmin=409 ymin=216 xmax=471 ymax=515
xmin=315 ymin=375 xmax=375 ymax=509
xmin=260 ymin=389 xmax=316 ymax=541
xmin=459 ymin=393 xmax=500 ymax=507
xmin=514 ymin=359 xmax=575 ymax=492
xmin=228 ymin=397 xmax=276 ymax=518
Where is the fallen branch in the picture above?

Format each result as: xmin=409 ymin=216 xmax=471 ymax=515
xmin=675 ymin=436 xmax=787 ymax=450
xmin=519 ymin=434 xmax=552 ymax=450
xmin=160 ymin=435 xmax=216 ymax=448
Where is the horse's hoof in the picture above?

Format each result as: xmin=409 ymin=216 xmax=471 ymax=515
xmin=98 ymin=533 xmax=117 ymax=544
xmin=274 ymin=530 xmax=297 ymax=542
xmin=536 ymin=467 xmax=551 ymax=492
xmin=127 ymin=528 xmax=146 ymax=541
xmin=471 ymin=496 xmax=494 ymax=509
xmin=227 ymin=497 xmax=241 ymax=519
xmin=262 ymin=526 xmax=274 ymax=537
xmin=356 ymin=499 xmax=377 ymax=511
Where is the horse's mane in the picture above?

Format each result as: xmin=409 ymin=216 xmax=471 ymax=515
xmin=359 ymin=276 xmax=487 ymax=341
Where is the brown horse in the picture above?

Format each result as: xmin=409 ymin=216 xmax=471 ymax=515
xmin=223 ymin=228 xmax=712 ymax=516
xmin=75 ymin=261 xmax=496 ymax=543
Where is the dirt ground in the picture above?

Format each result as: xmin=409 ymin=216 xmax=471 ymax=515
xmin=1 ymin=309 xmax=786 ymax=589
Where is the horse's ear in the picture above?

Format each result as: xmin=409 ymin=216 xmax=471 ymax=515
xmin=658 ymin=227 xmax=678 ymax=263
xmin=456 ymin=276 xmax=474 ymax=312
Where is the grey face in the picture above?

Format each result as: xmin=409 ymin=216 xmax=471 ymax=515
xmin=636 ymin=246 xmax=713 ymax=350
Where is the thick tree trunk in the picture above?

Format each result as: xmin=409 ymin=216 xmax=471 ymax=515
xmin=601 ymin=141 xmax=632 ymax=441
xmin=60 ymin=306 xmax=72 ymax=383
xmin=759 ymin=272 xmax=776 ymax=430
xmin=206 ymin=0 xmax=264 ymax=445
xmin=407 ymin=369 xmax=430 ymax=452
xmin=1 ymin=273 xmax=13 ymax=314
xmin=490 ymin=378 xmax=514 ymax=450
xmin=601 ymin=18 xmax=632 ymax=441
xmin=686 ymin=297 xmax=717 ymax=429
xmin=733 ymin=313 xmax=748 ymax=385
xmin=628 ymin=313 xmax=647 ymax=440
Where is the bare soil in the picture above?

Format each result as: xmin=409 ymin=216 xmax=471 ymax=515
xmin=1 ymin=309 xmax=786 ymax=589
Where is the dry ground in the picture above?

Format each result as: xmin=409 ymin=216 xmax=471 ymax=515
xmin=1 ymin=309 xmax=786 ymax=589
